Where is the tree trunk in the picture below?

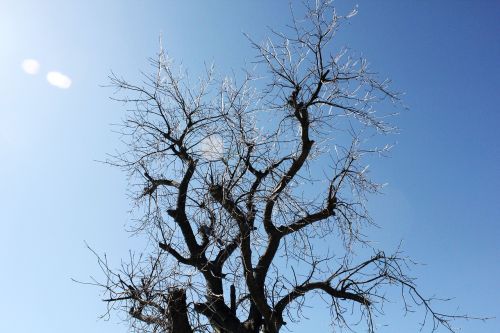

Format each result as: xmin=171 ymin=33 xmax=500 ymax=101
xmin=167 ymin=288 xmax=193 ymax=333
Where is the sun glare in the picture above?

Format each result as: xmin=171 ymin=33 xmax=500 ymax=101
xmin=46 ymin=71 xmax=72 ymax=89
xmin=21 ymin=59 xmax=40 ymax=75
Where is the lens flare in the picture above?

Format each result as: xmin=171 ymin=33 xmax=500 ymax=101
xmin=46 ymin=71 xmax=72 ymax=89
xmin=21 ymin=59 xmax=40 ymax=75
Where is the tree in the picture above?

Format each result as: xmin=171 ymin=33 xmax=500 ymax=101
xmin=90 ymin=2 xmax=475 ymax=332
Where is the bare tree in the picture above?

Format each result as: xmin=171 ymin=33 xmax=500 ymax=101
xmin=89 ymin=2 xmax=478 ymax=332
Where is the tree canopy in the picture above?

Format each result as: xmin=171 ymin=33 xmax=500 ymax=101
xmin=90 ymin=1 xmax=479 ymax=332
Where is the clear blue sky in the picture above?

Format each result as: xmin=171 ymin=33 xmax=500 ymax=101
xmin=1 ymin=1 xmax=498 ymax=332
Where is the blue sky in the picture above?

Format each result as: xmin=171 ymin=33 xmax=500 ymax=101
xmin=1 ymin=1 xmax=498 ymax=332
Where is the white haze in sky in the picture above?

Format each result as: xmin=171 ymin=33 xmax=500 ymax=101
xmin=200 ymin=135 xmax=224 ymax=161
xmin=46 ymin=71 xmax=72 ymax=89
xmin=21 ymin=59 xmax=40 ymax=75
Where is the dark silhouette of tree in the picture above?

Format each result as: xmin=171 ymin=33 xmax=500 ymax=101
xmin=89 ymin=1 xmax=479 ymax=332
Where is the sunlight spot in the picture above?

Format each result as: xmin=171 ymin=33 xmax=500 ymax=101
xmin=201 ymin=135 xmax=224 ymax=161
xmin=21 ymin=59 xmax=40 ymax=75
xmin=46 ymin=71 xmax=72 ymax=89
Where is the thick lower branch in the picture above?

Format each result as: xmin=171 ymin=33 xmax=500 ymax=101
xmin=142 ymin=171 xmax=180 ymax=197
xmin=275 ymin=281 xmax=371 ymax=316
xmin=159 ymin=242 xmax=193 ymax=265
xmin=173 ymin=159 xmax=201 ymax=256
